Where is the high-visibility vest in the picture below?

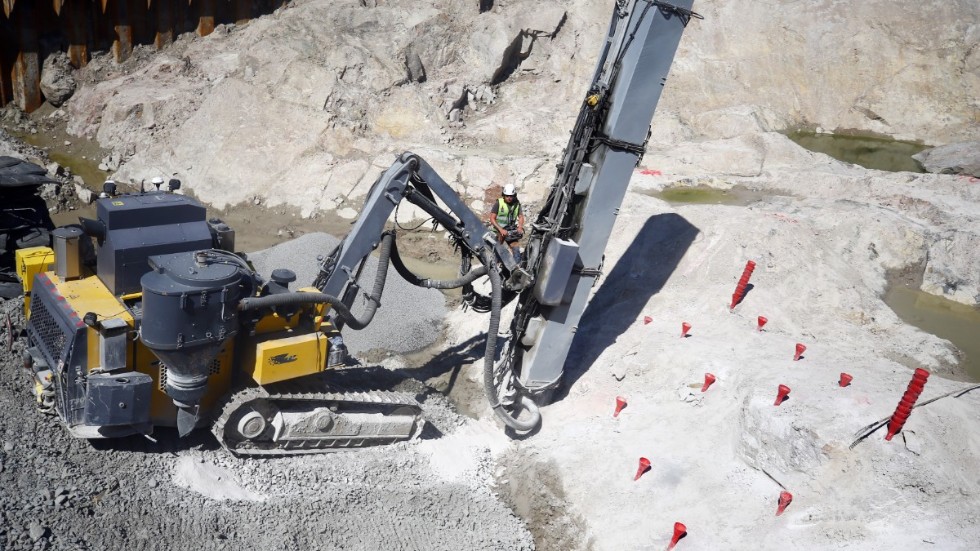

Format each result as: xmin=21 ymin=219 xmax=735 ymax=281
xmin=495 ymin=198 xmax=521 ymax=227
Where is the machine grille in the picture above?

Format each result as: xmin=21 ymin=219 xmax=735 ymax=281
xmin=28 ymin=292 xmax=69 ymax=367
xmin=157 ymin=357 xmax=223 ymax=391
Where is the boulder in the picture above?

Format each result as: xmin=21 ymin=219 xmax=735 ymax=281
xmin=74 ymin=183 xmax=94 ymax=204
xmin=913 ymin=141 xmax=980 ymax=177
xmin=39 ymin=53 xmax=76 ymax=107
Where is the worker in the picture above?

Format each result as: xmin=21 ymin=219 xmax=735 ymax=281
xmin=489 ymin=183 xmax=525 ymax=263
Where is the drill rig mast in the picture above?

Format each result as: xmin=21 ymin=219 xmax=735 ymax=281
xmin=502 ymin=0 xmax=700 ymax=404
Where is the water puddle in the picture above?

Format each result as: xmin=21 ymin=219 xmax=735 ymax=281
xmin=45 ymin=151 xmax=109 ymax=191
xmin=396 ymin=254 xmax=467 ymax=282
xmin=11 ymin=112 xmax=109 ymax=190
xmin=884 ymin=285 xmax=980 ymax=381
xmin=643 ymin=185 xmax=774 ymax=206
xmin=786 ymin=131 xmax=928 ymax=173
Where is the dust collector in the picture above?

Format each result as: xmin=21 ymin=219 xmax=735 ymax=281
xmin=139 ymin=250 xmax=243 ymax=435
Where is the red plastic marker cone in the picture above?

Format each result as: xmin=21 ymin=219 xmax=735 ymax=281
xmin=681 ymin=322 xmax=692 ymax=338
xmin=839 ymin=373 xmax=853 ymax=387
xmin=701 ymin=373 xmax=716 ymax=393
xmin=885 ymin=368 xmax=930 ymax=441
xmin=634 ymin=457 xmax=651 ymax=481
xmin=757 ymin=316 xmax=768 ymax=331
xmin=776 ymin=491 xmax=793 ymax=516
xmin=774 ymin=384 xmax=791 ymax=406
xmin=667 ymin=522 xmax=687 ymax=550
xmin=614 ymin=396 xmax=627 ymax=417
xmin=730 ymin=260 xmax=757 ymax=310
xmin=643 ymin=315 xmax=653 ymax=325
xmin=793 ymin=343 xmax=806 ymax=361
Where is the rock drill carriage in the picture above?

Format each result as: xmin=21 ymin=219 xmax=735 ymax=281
xmin=11 ymin=0 xmax=698 ymax=455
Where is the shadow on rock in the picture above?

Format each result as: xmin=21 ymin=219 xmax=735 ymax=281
xmin=555 ymin=213 xmax=700 ymax=400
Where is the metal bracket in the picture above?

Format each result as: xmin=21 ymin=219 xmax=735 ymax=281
xmin=648 ymin=1 xmax=703 ymax=27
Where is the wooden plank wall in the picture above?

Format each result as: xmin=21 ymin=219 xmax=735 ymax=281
xmin=1 ymin=0 xmax=289 ymax=112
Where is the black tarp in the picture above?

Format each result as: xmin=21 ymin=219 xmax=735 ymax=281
xmin=1 ymin=156 xmax=58 ymax=297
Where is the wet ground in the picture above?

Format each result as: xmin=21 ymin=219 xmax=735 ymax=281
xmin=786 ymin=131 xmax=928 ymax=173
xmin=644 ymin=185 xmax=777 ymax=206
xmin=884 ymin=285 xmax=980 ymax=382
xmin=10 ymin=103 xmax=110 ymax=190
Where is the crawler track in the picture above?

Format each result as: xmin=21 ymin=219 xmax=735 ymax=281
xmin=212 ymin=379 xmax=425 ymax=457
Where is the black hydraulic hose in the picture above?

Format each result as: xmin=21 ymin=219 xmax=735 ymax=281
xmin=482 ymin=256 xmax=541 ymax=432
xmin=388 ymin=237 xmax=489 ymax=289
xmin=239 ymin=233 xmax=395 ymax=330
xmin=238 ymin=291 xmax=373 ymax=330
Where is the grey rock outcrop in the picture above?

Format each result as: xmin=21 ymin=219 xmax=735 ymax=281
xmin=913 ymin=142 xmax=980 ymax=177
xmin=65 ymin=0 xmax=979 ymax=218
xmin=40 ymin=52 xmax=76 ymax=107
xmin=405 ymin=49 xmax=426 ymax=83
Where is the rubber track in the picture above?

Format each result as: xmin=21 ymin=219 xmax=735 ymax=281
xmin=212 ymin=382 xmax=424 ymax=457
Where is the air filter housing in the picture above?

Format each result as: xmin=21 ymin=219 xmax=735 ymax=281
xmin=140 ymin=251 xmax=242 ymax=406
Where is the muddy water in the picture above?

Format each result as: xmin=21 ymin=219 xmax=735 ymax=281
xmin=644 ymin=185 xmax=775 ymax=206
xmin=12 ymin=109 xmax=110 ymax=191
xmin=787 ymin=131 xmax=928 ymax=173
xmin=884 ymin=286 xmax=980 ymax=381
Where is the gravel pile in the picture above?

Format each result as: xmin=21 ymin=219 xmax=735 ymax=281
xmin=246 ymin=232 xmax=447 ymax=356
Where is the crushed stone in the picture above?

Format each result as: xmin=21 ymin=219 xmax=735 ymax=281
xmin=246 ymin=232 xmax=447 ymax=356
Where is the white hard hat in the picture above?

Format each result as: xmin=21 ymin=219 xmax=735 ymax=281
xmin=503 ymin=183 xmax=516 ymax=196
xmin=151 ymin=176 xmax=165 ymax=185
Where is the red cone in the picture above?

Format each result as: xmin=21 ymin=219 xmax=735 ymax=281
xmin=793 ymin=343 xmax=806 ymax=361
xmin=757 ymin=316 xmax=768 ymax=331
xmin=614 ymin=396 xmax=627 ymax=417
xmin=643 ymin=315 xmax=652 ymax=325
xmin=681 ymin=322 xmax=691 ymax=338
xmin=885 ymin=368 xmax=930 ymax=441
xmin=730 ymin=260 xmax=757 ymax=310
xmin=774 ymin=384 xmax=791 ymax=406
xmin=634 ymin=457 xmax=651 ymax=481
xmin=701 ymin=373 xmax=716 ymax=393
xmin=667 ymin=522 xmax=687 ymax=550
xmin=776 ymin=491 xmax=793 ymax=516
xmin=839 ymin=373 xmax=853 ymax=387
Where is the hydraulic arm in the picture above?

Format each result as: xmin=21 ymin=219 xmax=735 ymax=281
xmin=307 ymin=153 xmax=541 ymax=430
xmin=263 ymin=0 xmax=698 ymax=434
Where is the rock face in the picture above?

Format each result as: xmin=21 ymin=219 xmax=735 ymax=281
xmin=914 ymin=142 xmax=980 ymax=177
xmin=39 ymin=53 xmax=76 ymax=107
xmin=63 ymin=0 xmax=978 ymax=216
xmin=668 ymin=0 xmax=980 ymax=144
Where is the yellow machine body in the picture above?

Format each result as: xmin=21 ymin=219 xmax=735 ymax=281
xmin=34 ymin=272 xmax=235 ymax=428
xmin=27 ymin=270 xmax=333 ymax=430
xmin=246 ymin=288 xmax=333 ymax=385
xmin=15 ymin=246 xmax=54 ymax=315
xmin=249 ymin=331 xmax=329 ymax=385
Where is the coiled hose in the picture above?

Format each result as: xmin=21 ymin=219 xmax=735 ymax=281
xmin=390 ymin=235 xmax=540 ymax=430
xmin=481 ymin=254 xmax=541 ymax=432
